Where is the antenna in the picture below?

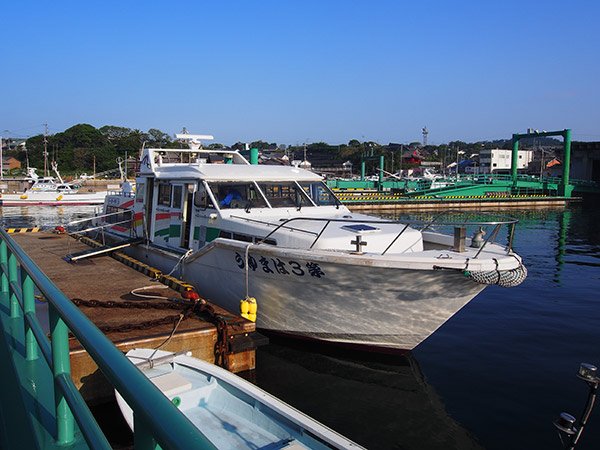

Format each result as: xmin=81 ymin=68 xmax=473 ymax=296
xmin=421 ymin=126 xmax=429 ymax=146
xmin=174 ymin=133 xmax=214 ymax=150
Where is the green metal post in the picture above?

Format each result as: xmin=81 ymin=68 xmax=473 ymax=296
xmin=134 ymin=415 xmax=160 ymax=450
xmin=511 ymin=135 xmax=519 ymax=184
xmin=0 ymin=240 xmax=7 ymax=294
xmin=8 ymin=251 xmax=19 ymax=318
xmin=250 ymin=148 xmax=258 ymax=165
xmin=361 ymin=158 xmax=365 ymax=181
xmin=379 ymin=155 xmax=384 ymax=188
xmin=21 ymin=267 xmax=38 ymax=361
xmin=559 ymin=129 xmax=572 ymax=197
xmin=49 ymin=303 xmax=75 ymax=445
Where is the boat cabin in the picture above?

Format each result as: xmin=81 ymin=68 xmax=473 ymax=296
xmin=108 ymin=147 xmax=343 ymax=252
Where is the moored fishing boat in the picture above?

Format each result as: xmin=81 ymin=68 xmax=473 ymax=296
xmin=0 ymin=163 xmax=108 ymax=206
xmin=90 ymin=133 xmax=527 ymax=353
xmin=116 ymin=348 xmax=363 ymax=449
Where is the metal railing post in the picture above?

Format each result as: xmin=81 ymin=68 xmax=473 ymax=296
xmin=49 ymin=303 xmax=75 ymax=445
xmin=0 ymin=240 xmax=7 ymax=294
xmin=134 ymin=415 xmax=160 ymax=450
xmin=21 ymin=266 xmax=38 ymax=361
xmin=8 ymin=250 xmax=20 ymax=318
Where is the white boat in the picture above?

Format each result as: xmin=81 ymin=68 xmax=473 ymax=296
xmin=116 ymin=348 xmax=363 ymax=449
xmin=92 ymin=133 xmax=527 ymax=353
xmin=0 ymin=164 xmax=108 ymax=206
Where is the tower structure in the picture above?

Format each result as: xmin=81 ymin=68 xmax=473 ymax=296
xmin=421 ymin=126 xmax=429 ymax=146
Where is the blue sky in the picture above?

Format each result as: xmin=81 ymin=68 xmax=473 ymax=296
xmin=3 ymin=1 xmax=599 ymax=146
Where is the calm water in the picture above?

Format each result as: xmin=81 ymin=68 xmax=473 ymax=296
xmin=1 ymin=202 xmax=599 ymax=449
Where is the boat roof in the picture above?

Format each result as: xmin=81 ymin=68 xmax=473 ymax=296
xmin=150 ymin=163 xmax=323 ymax=182
xmin=139 ymin=147 xmax=323 ymax=182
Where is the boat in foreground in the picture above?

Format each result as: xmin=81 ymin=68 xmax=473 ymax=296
xmin=89 ymin=133 xmax=527 ymax=353
xmin=116 ymin=348 xmax=363 ymax=449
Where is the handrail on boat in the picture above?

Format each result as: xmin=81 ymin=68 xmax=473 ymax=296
xmin=256 ymin=210 xmax=519 ymax=256
xmin=66 ymin=210 xmax=135 ymax=249
xmin=229 ymin=215 xmax=319 ymax=236
xmin=0 ymin=228 xmax=216 ymax=449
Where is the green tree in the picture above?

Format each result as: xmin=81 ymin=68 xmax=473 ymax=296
xmin=148 ymin=128 xmax=172 ymax=147
xmin=53 ymin=124 xmax=108 ymax=149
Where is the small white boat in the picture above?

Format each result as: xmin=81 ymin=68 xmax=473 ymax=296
xmin=0 ymin=164 xmax=108 ymax=206
xmin=116 ymin=348 xmax=363 ymax=449
xmin=91 ymin=133 xmax=527 ymax=353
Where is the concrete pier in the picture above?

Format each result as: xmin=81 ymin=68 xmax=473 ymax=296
xmin=10 ymin=230 xmax=259 ymax=404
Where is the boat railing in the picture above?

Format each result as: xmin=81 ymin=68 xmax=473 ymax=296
xmin=257 ymin=210 xmax=519 ymax=256
xmin=0 ymin=228 xmax=216 ymax=449
xmin=106 ymin=189 xmax=135 ymax=197
xmin=229 ymin=215 xmax=319 ymax=236
xmin=65 ymin=210 xmax=134 ymax=249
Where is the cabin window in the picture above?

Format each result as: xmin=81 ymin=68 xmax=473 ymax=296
xmin=258 ymin=182 xmax=311 ymax=208
xmin=172 ymin=185 xmax=183 ymax=209
xmin=209 ymin=182 xmax=267 ymax=209
xmin=136 ymin=183 xmax=145 ymax=202
xmin=158 ymin=183 xmax=171 ymax=206
xmin=299 ymin=181 xmax=338 ymax=206
xmin=194 ymin=182 xmax=215 ymax=209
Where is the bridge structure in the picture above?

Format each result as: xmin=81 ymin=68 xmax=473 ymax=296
xmin=327 ymin=129 xmax=600 ymax=203
xmin=511 ymin=129 xmax=573 ymax=197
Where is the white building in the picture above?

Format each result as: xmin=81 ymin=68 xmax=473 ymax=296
xmin=479 ymin=148 xmax=533 ymax=174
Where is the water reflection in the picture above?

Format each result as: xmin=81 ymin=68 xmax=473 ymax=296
xmin=250 ymin=336 xmax=483 ymax=450
xmin=0 ymin=205 xmax=97 ymax=229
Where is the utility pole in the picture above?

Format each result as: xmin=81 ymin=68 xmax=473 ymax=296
xmin=399 ymin=144 xmax=403 ymax=176
xmin=43 ymin=122 xmax=48 ymax=176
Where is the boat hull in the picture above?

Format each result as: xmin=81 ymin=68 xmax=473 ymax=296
xmin=0 ymin=191 xmax=107 ymax=206
xmin=116 ymin=349 xmax=362 ymax=449
xmin=128 ymin=240 xmax=486 ymax=352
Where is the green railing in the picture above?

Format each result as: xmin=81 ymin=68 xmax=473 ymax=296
xmin=329 ymin=173 xmax=597 ymax=196
xmin=0 ymin=228 xmax=216 ymax=449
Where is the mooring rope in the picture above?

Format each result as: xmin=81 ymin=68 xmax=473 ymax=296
xmin=244 ymin=243 xmax=254 ymax=299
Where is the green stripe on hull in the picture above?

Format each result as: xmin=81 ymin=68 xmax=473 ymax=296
xmin=169 ymin=224 xmax=181 ymax=238
xmin=155 ymin=228 xmax=169 ymax=237
xmin=206 ymin=227 xmax=219 ymax=242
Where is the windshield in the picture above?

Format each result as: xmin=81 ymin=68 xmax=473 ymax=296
xmin=257 ymin=182 xmax=313 ymax=208
xmin=298 ymin=181 xmax=339 ymax=206
xmin=209 ymin=182 xmax=268 ymax=209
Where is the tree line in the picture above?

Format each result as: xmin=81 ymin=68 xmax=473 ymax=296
xmin=8 ymin=123 xmax=561 ymax=176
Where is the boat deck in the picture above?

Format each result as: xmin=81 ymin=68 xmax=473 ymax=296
xmin=10 ymin=230 xmax=259 ymax=404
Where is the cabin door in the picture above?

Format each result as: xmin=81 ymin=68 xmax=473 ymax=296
xmin=167 ymin=183 xmax=184 ymax=248
xmin=180 ymin=184 xmax=194 ymax=248
xmin=144 ymin=179 xmax=154 ymax=240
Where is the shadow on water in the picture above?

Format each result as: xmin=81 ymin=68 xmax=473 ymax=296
xmin=245 ymin=335 xmax=484 ymax=450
